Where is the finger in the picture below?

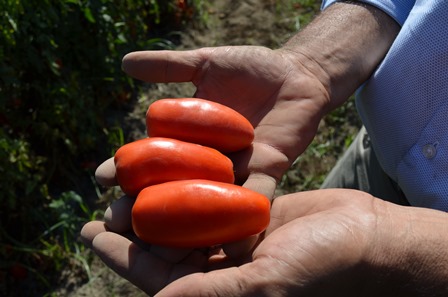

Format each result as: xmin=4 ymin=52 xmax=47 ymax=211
xmin=92 ymin=231 xmax=168 ymax=295
xmin=229 ymin=144 xmax=278 ymax=199
xmin=104 ymin=195 xmax=134 ymax=233
xmin=80 ymin=221 xmax=108 ymax=248
xmin=242 ymin=172 xmax=277 ymax=199
xmin=122 ymin=50 xmax=206 ymax=83
xmin=91 ymin=232 xmax=205 ymax=296
xmin=95 ymin=157 xmax=117 ymax=187
xmin=221 ymin=172 xmax=276 ymax=258
xmin=228 ymin=145 xmax=281 ymax=198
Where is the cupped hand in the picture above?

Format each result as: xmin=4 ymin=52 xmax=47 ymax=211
xmin=97 ymin=46 xmax=330 ymax=198
xmin=91 ymin=46 xmax=331 ymax=263
xmin=81 ymin=189 xmax=393 ymax=297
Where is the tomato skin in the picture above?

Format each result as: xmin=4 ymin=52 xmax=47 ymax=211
xmin=114 ymin=138 xmax=235 ymax=197
xmin=132 ymin=179 xmax=271 ymax=248
xmin=146 ymin=98 xmax=254 ymax=153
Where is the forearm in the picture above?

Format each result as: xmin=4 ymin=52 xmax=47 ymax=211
xmin=280 ymin=1 xmax=400 ymax=111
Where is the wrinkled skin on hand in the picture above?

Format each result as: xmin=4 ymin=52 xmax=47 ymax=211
xmin=97 ymin=46 xmax=330 ymax=199
xmin=93 ymin=45 xmax=330 ymax=259
xmin=82 ymin=189 xmax=427 ymax=297
xmin=85 ymin=45 xmax=448 ymax=296
xmin=82 ymin=188 xmax=448 ymax=296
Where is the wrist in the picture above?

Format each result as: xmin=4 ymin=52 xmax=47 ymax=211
xmin=363 ymin=201 xmax=448 ymax=296
xmin=280 ymin=2 xmax=399 ymax=112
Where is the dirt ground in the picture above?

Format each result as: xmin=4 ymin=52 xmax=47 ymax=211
xmin=63 ymin=0 xmax=359 ymax=296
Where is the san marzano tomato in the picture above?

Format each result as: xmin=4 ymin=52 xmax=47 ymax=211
xmin=114 ymin=137 xmax=235 ymax=197
xmin=132 ymin=179 xmax=271 ymax=248
xmin=146 ymin=98 xmax=254 ymax=153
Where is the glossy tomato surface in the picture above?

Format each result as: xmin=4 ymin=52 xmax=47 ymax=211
xmin=114 ymin=138 xmax=235 ymax=197
xmin=146 ymin=98 xmax=254 ymax=153
xmin=132 ymin=179 xmax=271 ymax=248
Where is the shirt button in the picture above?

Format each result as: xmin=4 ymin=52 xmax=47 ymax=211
xmin=422 ymin=144 xmax=437 ymax=159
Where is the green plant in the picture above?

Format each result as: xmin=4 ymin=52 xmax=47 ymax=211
xmin=0 ymin=0 xmax=207 ymax=295
xmin=0 ymin=189 xmax=103 ymax=296
xmin=46 ymin=191 xmax=103 ymax=278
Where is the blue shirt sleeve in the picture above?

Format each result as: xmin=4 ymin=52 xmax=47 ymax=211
xmin=319 ymin=0 xmax=448 ymax=211
xmin=320 ymin=0 xmax=416 ymax=25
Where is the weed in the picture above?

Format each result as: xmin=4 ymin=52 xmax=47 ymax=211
xmin=1 ymin=189 xmax=103 ymax=296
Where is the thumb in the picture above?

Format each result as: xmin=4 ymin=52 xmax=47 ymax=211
xmin=122 ymin=49 xmax=206 ymax=83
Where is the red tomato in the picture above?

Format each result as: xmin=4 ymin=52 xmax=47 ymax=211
xmin=132 ymin=179 xmax=271 ymax=248
xmin=146 ymin=98 xmax=254 ymax=153
xmin=114 ymin=138 xmax=235 ymax=197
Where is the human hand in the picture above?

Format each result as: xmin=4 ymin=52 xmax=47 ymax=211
xmin=93 ymin=46 xmax=331 ymax=257
xmin=97 ymin=45 xmax=330 ymax=198
xmin=81 ymin=188 xmax=448 ymax=296
xmin=106 ymin=0 xmax=401 ymax=198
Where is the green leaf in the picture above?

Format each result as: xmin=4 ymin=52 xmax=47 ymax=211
xmin=6 ymin=11 xmax=17 ymax=31
xmin=49 ymin=199 xmax=65 ymax=209
xmin=83 ymin=7 xmax=95 ymax=23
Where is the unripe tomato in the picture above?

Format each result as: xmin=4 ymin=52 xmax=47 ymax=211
xmin=146 ymin=98 xmax=254 ymax=153
xmin=132 ymin=179 xmax=271 ymax=248
xmin=114 ymin=138 xmax=235 ymax=197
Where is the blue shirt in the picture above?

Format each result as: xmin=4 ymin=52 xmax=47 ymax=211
xmin=321 ymin=0 xmax=448 ymax=211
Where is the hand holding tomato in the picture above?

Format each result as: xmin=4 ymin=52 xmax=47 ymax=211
xmin=93 ymin=45 xmax=332 ymax=258
xmin=81 ymin=189 xmax=448 ymax=296
xmin=98 ymin=97 xmax=270 ymax=250
xmin=96 ymin=46 xmax=331 ymax=198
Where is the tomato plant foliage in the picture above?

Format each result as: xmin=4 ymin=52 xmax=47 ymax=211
xmin=0 ymin=0 xmax=203 ymax=295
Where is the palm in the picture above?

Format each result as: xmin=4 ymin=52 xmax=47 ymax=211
xmin=191 ymin=46 xmax=293 ymax=122
xmin=122 ymin=46 xmax=328 ymax=196
xmin=158 ymin=190 xmax=379 ymax=296
xmin=82 ymin=189 xmax=379 ymax=296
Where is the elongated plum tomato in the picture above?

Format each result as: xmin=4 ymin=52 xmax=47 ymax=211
xmin=114 ymin=137 xmax=235 ymax=197
xmin=146 ymin=98 xmax=254 ymax=153
xmin=132 ymin=179 xmax=271 ymax=248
